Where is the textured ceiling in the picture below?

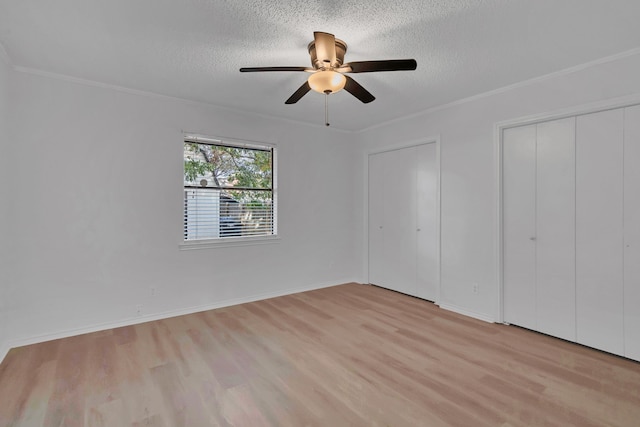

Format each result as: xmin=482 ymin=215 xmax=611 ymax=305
xmin=1 ymin=0 xmax=640 ymax=131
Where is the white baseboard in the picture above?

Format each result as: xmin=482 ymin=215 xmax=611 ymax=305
xmin=3 ymin=279 xmax=359 ymax=360
xmin=0 ymin=341 xmax=9 ymax=365
xmin=438 ymin=303 xmax=497 ymax=324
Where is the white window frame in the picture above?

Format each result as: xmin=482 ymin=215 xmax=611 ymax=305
xmin=180 ymin=133 xmax=279 ymax=250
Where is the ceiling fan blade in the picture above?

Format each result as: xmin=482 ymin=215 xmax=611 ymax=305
xmin=285 ymin=81 xmax=312 ymax=104
xmin=344 ymin=76 xmax=375 ymax=103
xmin=240 ymin=66 xmax=311 ymax=72
xmin=343 ymin=59 xmax=417 ymax=73
xmin=313 ymin=32 xmax=337 ymax=67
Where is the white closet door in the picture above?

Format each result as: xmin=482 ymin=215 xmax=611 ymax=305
xmin=576 ymin=109 xmax=624 ymax=355
xmin=503 ymin=124 xmax=537 ymax=330
xmin=536 ymin=117 xmax=576 ymax=341
xmin=383 ymin=146 xmax=418 ymax=295
xmin=416 ymin=143 xmax=438 ymax=301
xmin=624 ymin=105 xmax=640 ymax=360
xmin=369 ymin=143 xmax=439 ymax=299
xmin=368 ymin=152 xmax=386 ymax=287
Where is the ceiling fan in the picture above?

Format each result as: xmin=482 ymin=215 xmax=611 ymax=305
xmin=239 ymin=31 xmax=417 ymax=109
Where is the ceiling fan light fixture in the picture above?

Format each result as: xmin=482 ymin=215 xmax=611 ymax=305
xmin=308 ymin=70 xmax=346 ymax=94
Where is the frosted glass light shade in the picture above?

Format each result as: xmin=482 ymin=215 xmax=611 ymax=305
xmin=308 ymin=71 xmax=346 ymax=94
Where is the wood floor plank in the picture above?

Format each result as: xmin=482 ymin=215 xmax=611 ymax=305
xmin=1 ymin=283 xmax=640 ymax=426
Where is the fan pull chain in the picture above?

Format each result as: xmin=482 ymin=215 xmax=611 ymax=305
xmin=324 ymin=90 xmax=330 ymax=127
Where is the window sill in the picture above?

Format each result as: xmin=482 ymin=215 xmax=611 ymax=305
xmin=179 ymin=235 xmax=281 ymax=250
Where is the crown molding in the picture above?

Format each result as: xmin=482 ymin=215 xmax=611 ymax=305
xmin=9 ymin=46 xmax=640 ymax=135
xmin=357 ymin=47 xmax=640 ymax=134
xmin=12 ymin=65 xmax=355 ymax=134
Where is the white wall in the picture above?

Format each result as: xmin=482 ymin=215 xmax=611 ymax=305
xmin=0 ymin=53 xmax=11 ymax=358
xmin=5 ymin=48 xmax=640 ymax=360
xmin=354 ymin=51 xmax=640 ymax=321
xmin=4 ymin=70 xmax=359 ymax=348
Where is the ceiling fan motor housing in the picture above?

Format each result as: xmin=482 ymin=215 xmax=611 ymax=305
xmin=308 ymin=38 xmax=347 ymax=69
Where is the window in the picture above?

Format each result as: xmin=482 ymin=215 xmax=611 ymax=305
xmin=183 ymin=135 xmax=276 ymax=243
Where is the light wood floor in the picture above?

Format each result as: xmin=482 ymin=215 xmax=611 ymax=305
xmin=1 ymin=283 xmax=639 ymax=427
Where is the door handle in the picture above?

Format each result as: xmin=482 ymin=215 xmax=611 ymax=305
xmin=529 ymin=237 xmax=536 ymax=241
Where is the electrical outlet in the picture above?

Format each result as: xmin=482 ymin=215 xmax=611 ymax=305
xmin=136 ymin=304 xmax=143 ymax=316
xmin=472 ymin=283 xmax=479 ymax=294
xmin=150 ymin=286 xmax=156 ymax=297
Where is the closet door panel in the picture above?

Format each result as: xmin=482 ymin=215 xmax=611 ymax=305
xmin=383 ymin=147 xmax=418 ymax=295
xmin=416 ymin=143 xmax=438 ymax=301
xmin=368 ymin=152 xmax=386 ymax=287
xmin=576 ymin=109 xmax=624 ymax=355
xmin=503 ymin=125 xmax=537 ymax=330
xmin=536 ymin=117 xmax=576 ymax=341
xmin=624 ymin=105 xmax=640 ymax=361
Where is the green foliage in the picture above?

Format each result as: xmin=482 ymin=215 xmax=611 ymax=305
xmin=184 ymin=142 xmax=273 ymax=203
